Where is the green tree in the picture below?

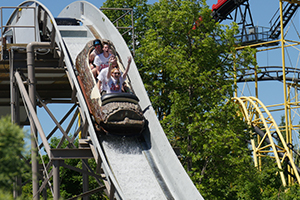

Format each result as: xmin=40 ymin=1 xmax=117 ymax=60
xmin=0 ymin=115 xmax=26 ymax=191
xmin=136 ymin=0 xmax=261 ymax=199
xmin=270 ymin=184 xmax=300 ymax=200
xmin=0 ymin=188 xmax=26 ymax=200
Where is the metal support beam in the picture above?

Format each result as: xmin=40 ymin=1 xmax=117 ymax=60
xmin=100 ymin=8 xmax=135 ymax=55
xmin=51 ymin=148 xmax=94 ymax=159
xmin=27 ymin=41 xmax=52 ymax=200
xmin=53 ymin=160 xmax=60 ymax=200
xmin=13 ymin=176 xmax=22 ymax=198
xmin=10 ymin=48 xmax=22 ymax=198
xmin=60 ymin=161 xmax=103 ymax=180
xmin=15 ymin=70 xmax=53 ymax=198
xmin=38 ymin=104 xmax=78 ymax=150
xmin=38 ymin=166 xmax=53 ymax=196
xmin=66 ymin=186 xmax=106 ymax=200
xmin=109 ymin=179 xmax=116 ymax=200
xmin=36 ymin=93 xmax=77 ymax=148
xmin=10 ymin=48 xmax=20 ymax=125
xmin=15 ymin=72 xmax=53 ymax=156
xmin=82 ymin=159 xmax=89 ymax=200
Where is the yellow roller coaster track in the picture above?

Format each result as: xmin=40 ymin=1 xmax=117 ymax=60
xmin=233 ymin=96 xmax=300 ymax=186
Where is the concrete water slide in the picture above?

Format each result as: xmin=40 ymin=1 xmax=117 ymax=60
xmin=3 ymin=1 xmax=203 ymax=199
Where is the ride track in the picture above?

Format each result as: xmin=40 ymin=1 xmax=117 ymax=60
xmin=233 ymin=96 xmax=300 ymax=186
xmin=211 ymin=0 xmax=300 ymax=187
xmin=0 ymin=1 xmax=203 ymax=199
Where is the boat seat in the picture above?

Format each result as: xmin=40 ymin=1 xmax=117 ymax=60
xmin=101 ymin=93 xmax=139 ymax=106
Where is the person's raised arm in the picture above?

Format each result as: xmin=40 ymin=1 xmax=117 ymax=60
xmin=122 ymin=56 xmax=131 ymax=79
xmin=107 ymin=56 xmax=115 ymax=79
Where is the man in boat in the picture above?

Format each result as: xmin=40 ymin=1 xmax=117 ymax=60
xmin=94 ymin=42 xmax=112 ymax=90
xmin=94 ymin=42 xmax=112 ymax=73
xmin=90 ymin=39 xmax=102 ymax=78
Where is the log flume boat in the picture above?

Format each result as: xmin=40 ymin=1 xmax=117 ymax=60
xmin=75 ymin=40 xmax=145 ymax=136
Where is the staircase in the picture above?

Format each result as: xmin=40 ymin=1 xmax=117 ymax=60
xmin=269 ymin=3 xmax=299 ymax=39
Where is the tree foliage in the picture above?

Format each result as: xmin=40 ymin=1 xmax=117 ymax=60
xmin=137 ymin=0 xmax=256 ymax=120
xmin=0 ymin=116 xmax=26 ymax=191
xmin=135 ymin=0 xmax=269 ymax=199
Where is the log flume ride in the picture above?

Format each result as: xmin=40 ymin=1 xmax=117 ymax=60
xmin=1 ymin=0 xmax=204 ymax=199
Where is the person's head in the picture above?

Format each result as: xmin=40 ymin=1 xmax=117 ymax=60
xmin=109 ymin=48 xmax=114 ymax=55
xmin=93 ymin=39 xmax=101 ymax=47
xmin=109 ymin=54 xmax=118 ymax=67
xmin=93 ymin=39 xmax=102 ymax=52
xmin=102 ymin=44 xmax=110 ymax=53
xmin=111 ymin=68 xmax=121 ymax=78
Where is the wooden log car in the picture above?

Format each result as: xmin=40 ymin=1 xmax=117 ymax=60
xmin=75 ymin=40 xmax=145 ymax=136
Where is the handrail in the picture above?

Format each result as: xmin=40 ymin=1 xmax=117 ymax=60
xmin=0 ymin=6 xmax=36 ymax=60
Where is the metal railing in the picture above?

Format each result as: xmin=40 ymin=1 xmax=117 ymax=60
xmin=100 ymin=7 xmax=135 ymax=55
xmin=235 ymin=26 xmax=279 ymax=46
xmin=0 ymin=6 xmax=37 ymax=60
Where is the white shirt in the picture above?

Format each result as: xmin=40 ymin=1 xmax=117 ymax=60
xmin=93 ymin=53 xmax=111 ymax=71
xmin=97 ymin=68 xmax=123 ymax=91
xmin=106 ymin=76 xmax=126 ymax=93
xmin=97 ymin=68 xmax=109 ymax=91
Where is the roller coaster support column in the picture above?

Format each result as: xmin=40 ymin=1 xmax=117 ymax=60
xmin=254 ymin=53 xmax=262 ymax=170
xmin=27 ymin=42 xmax=51 ymax=200
xmin=287 ymin=85 xmax=293 ymax=184
xmin=279 ymin=0 xmax=292 ymax=186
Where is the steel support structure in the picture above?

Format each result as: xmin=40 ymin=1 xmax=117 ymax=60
xmin=233 ymin=0 xmax=255 ymax=44
xmin=100 ymin=7 xmax=135 ymax=55
xmin=2 ymin=3 xmax=123 ymax=199
xmin=10 ymin=50 xmax=109 ymax=199
xmin=233 ymin=96 xmax=300 ymax=186
xmin=27 ymin=41 xmax=52 ymax=200
xmin=234 ymin=0 xmax=300 ymax=186
xmin=10 ymin=48 xmax=22 ymax=198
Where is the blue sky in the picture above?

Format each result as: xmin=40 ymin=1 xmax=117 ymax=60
xmin=1 ymin=0 xmax=104 ymax=15
xmin=1 ymin=0 xmax=157 ymax=19
xmin=3 ymin=0 xmax=300 ymax=148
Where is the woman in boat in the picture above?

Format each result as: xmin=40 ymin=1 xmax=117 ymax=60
xmin=104 ymin=56 xmax=131 ymax=94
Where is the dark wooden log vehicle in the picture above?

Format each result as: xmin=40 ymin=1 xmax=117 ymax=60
xmin=75 ymin=40 xmax=145 ymax=136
